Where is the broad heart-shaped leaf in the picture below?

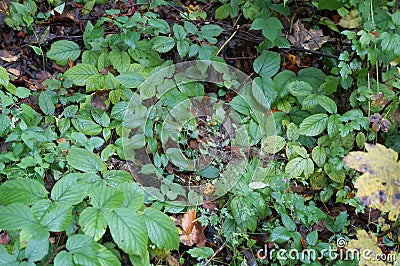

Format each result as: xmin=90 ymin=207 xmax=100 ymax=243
xmin=66 ymin=147 xmax=106 ymax=173
xmin=20 ymin=223 xmax=49 ymax=262
xmin=38 ymin=92 xmax=55 ymax=116
xmin=253 ymin=50 xmax=280 ymax=78
xmin=0 ymin=178 xmax=48 ymax=205
xmin=46 ymin=40 xmax=81 ymax=66
xmin=79 ymin=207 xmax=108 ymax=241
xmin=116 ymin=72 xmax=144 ymax=88
xmin=51 ymin=173 xmax=88 ymax=205
xmin=298 ymin=113 xmax=328 ymax=136
xmin=108 ymin=208 xmax=148 ymax=255
xmin=32 ymin=200 xmax=73 ymax=232
xmin=109 ymin=49 xmax=130 ymax=73
xmin=343 ymin=143 xmax=400 ymax=221
xmin=285 ymin=157 xmax=314 ymax=178
xmin=143 ymin=207 xmax=179 ymax=250
xmin=152 ymin=36 xmax=175 ymax=53
xmin=64 ymin=64 xmax=98 ymax=86
xmin=0 ymin=203 xmax=35 ymax=230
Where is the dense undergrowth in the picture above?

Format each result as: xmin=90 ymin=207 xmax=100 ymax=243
xmin=0 ymin=0 xmax=399 ymax=265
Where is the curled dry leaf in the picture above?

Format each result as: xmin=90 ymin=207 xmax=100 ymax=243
xmin=287 ymin=20 xmax=329 ymax=51
xmin=181 ymin=209 xmax=196 ymax=235
xmin=179 ymin=209 xmax=207 ymax=246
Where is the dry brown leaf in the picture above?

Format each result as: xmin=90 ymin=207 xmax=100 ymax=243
xmin=181 ymin=209 xmax=196 ymax=235
xmin=0 ymin=50 xmax=19 ymax=62
xmin=7 ymin=68 xmax=20 ymax=77
xmin=179 ymin=222 xmax=207 ymax=247
xmin=288 ymin=20 xmax=329 ymax=51
xmin=91 ymin=90 xmax=110 ymax=110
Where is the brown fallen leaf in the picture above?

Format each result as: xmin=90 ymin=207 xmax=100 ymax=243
xmin=91 ymin=90 xmax=110 ymax=110
xmin=338 ymin=10 xmax=361 ymax=29
xmin=181 ymin=209 xmax=196 ymax=235
xmin=0 ymin=231 xmax=11 ymax=245
xmin=288 ymin=20 xmax=330 ymax=51
xmin=0 ymin=49 xmax=19 ymax=62
xmin=180 ymin=222 xmax=207 ymax=247
xmin=7 ymin=68 xmax=20 ymax=77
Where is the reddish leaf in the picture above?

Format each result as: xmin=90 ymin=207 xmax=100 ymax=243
xmin=0 ymin=231 xmax=11 ymax=245
xmin=91 ymin=90 xmax=110 ymax=110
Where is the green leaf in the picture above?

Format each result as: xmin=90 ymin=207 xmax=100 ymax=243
xmin=144 ymin=208 xmax=179 ymax=250
xmin=311 ymin=146 xmax=326 ymax=167
xmin=152 ymin=36 xmax=175 ymax=53
xmin=116 ymin=72 xmax=144 ymax=88
xmin=328 ymin=114 xmax=341 ymax=137
xmin=166 ymin=148 xmax=191 ymax=169
xmin=262 ymin=135 xmax=286 ymax=154
xmin=333 ymin=212 xmax=348 ymax=233
xmin=306 ymin=230 xmax=318 ymax=246
xmin=288 ymin=80 xmax=313 ymax=97
xmin=71 ymin=116 xmax=102 ymax=136
xmin=66 ymin=147 xmax=106 ymax=173
xmin=299 ymin=114 xmax=328 ymax=136
xmin=90 ymin=186 xmax=124 ymax=210
xmin=64 ymin=64 xmax=98 ymax=86
xmin=46 ymin=40 xmax=81 ymax=66
xmin=197 ymin=165 xmax=219 ymax=179
xmin=66 ymin=234 xmax=95 ymax=251
xmin=281 ymin=213 xmax=296 ymax=231
xmin=215 ymin=4 xmax=230 ymax=19
xmin=285 ymin=157 xmax=314 ymax=178
xmin=118 ymin=182 xmax=145 ymax=211
xmin=51 ymin=174 xmax=88 ymax=205
xmin=270 ymin=226 xmax=291 ymax=243
xmin=108 ymin=208 xmax=148 ymax=255
xmin=250 ymin=17 xmax=283 ymax=42
xmin=316 ymin=95 xmax=337 ymax=114
xmin=79 ymin=207 xmax=108 ymax=241
xmin=21 ymin=223 xmax=49 ymax=262
xmin=109 ymin=49 xmax=130 ymax=73
xmin=54 ymin=251 xmax=74 ymax=266
xmin=0 ymin=66 xmax=10 ymax=86
xmin=253 ymin=51 xmax=280 ymax=78
xmin=200 ymin=24 xmax=223 ymax=37
xmin=229 ymin=96 xmax=250 ymax=115
xmin=38 ymin=92 xmax=55 ymax=116
xmin=0 ymin=203 xmax=35 ymax=230
xmin=188 ymin=247 xmax=214 ymax=260
xmin=0 ymin=114 xmax=10 ymax=137
xmin=34 ymin=201 xmax=73 ymax=231
xmin=0 ymin=179 xmax=48 ymax=205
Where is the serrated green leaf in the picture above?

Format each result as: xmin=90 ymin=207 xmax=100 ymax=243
xmin=71 ymin=116 xmax=102 ymax=136
xmin=90 ymin=186 xmax=124 ymax=210
xmin=108 ymin=208 xmax=147 ymax=255
xmin=64 ymin=64 xmax=98 ymax=86
xmin=262 ymin=135 xmax=286 ymax=154
xmin=66 ymin=234 xmax=95 ymax=251
xmin=311 ymin=146 xmax=327 ymax=167
xmin=118 ymin=182 xmax=144 ymax=211
xmin=152 ymin=36 xmax=175 ymax=53
xmin=36 ymin=201 xmax=73 ymax=231
xmin=0 ymin=114 xmax=10 ymax=137
xmin=187 ymin=247 xmax=214 ymax=260
xmin=66 ymin=147 xmax=106 ymax=173
xmin=288 ymin=80 xmax=313 ymax=97
xmin=270 ymin=226 xmax=291 ymax=243
xmin=21 ymin=223 xmax=49 ymax=262
xmin=316 ymin=95 xmax=337 ymax=114
xmin=109 ymin=49 xmax=130 ymax=73
xmin=46 ymin=40 xmax=81 ymax=66
xmin=253 ymin=51 xmax=280 ymax=78
xmin=51 ymin=174 xmax=88 ymax=205
xmin=299 ymin=113 xmax=328 ymax=136
xmin=79 ymin=207 xmax=108 ymax=241
xmin=200 ymin=24 xmax=223 ymax=37
xmin=116 ymin=72 xmax=144 ymax=88
xmin=38 ymin=92 xmax=55 ymax=116
xmin=285 ymin=157 xmax=314 ymax=178
xmin=0 ymin=203 xmax=35 ymax=230
xmin=54 ymin=251 xmax=74 ymax=266
xmin=215 ymin=4 xmax=230 ymax=19
xmin=250 ymin=17 xmax=283 ymax=42
xmin=306 ymin=230 xmax=318 ymax=245
xmin=103 ymin=170 xmax=133 ymax=187
xmin=144 ymin=207 xmax=179 ymax=250
xmin=0 ymin=179 xmax=48 ymax=205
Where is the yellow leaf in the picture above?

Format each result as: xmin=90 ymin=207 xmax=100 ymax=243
xmin=343 ymin=143 xmax=400 ymax=221
xmin=339 ymin=10 xmax=361 ymax=29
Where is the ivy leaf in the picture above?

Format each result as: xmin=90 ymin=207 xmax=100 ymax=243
xmin=66 ymin=148 xmax=106 ymax=173
xmin=46 ymin=40 xmax=81 ymax=66
xmin=152 ymin=36 xmax=175 ymax=53
xmin=0 ymin=179 xmax=48 ymax=205
xmin=253 ymin=50 xmax=280 ymax=78
xmin=38 ymin=92 xmax=55 ymax=116
xmin=0 ymin=203 xmax=35 ymax=230
xmin=299 ymin=113 xmax=328 ymax=136
xmin=108 ymin=208 xmax=148 ymax=255
xmin=343 ymin=143 xmax=400 ymax=220
xmin=144 ymin=208 xmax=180 ymax=250
xmin=64 ymin=64 xmax=98 ymax=86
